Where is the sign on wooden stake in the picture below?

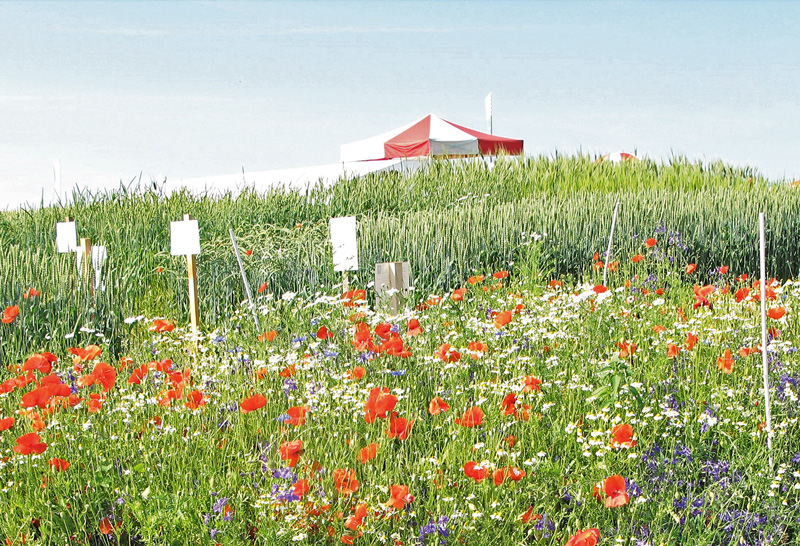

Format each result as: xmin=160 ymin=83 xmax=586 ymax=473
xmin=375 ymin=261 xmax=411 ymax=315
xmin=330 ymin=216 xmax=358 ymax=291
xmin=171 ymin=214 xmax=201 ymax=333
xmin=56 ymin=220 xmax=78 ymax=253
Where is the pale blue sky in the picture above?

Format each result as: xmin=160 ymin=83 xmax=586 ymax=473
xmin=1 ymin=1 xmax=798 ymax=209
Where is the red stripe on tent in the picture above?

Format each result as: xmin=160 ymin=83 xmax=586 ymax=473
xmin=384 ymin=115 xmax=432 ymax=158
xmin=442 ymin=119 xmax=523 ymax=156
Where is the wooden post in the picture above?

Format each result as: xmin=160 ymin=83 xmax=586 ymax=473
xmin=184 ymin=214 xmax=201 ymax=334
xmin=80 ymin=237 xmax=93 ymax=293
xmin=389 ymin=262 xmax=403 ymax=315
xmin=342 ymin=271 xmax=350 ymax=294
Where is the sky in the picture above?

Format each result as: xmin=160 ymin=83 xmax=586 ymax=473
xmin=1 ymin=0 xmax=799 ymax=210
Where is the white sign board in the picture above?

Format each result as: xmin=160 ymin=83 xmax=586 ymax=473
xmin=330 ymin=216 xmax=358 ymax=271
xmin=92 ymin=245 xmax=107 ymax=270
xmin=170 ymin=220 xmax=201 ymax=256
xmin=374 ymin=262 xmax=411 ymax=297
xmin=56 ymin=221 xmax=78 ymax=253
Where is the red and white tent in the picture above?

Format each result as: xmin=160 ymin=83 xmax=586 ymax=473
xmin=340 ymin=114 xmax=523 ymax=162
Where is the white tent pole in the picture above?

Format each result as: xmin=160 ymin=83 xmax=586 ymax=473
xmin=603 ymin=202 xmax=620 ymax=287
xmin=758 ymin=212 xmax=773 ymax=468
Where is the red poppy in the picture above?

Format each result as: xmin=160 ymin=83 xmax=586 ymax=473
xmin=735 ymin=287 xmax=750 ymax=303
xmin=48 ymin=458 xmax=70 ymax=471
xmin=406 ymin=318 xmax=423 ymax=336
xmin=150 ymin=319 xmax=175 ymax=333
xmin=258 ymin=282 xmax=268 ymax=294
xmin=14 ymin=432 xmax=47 ymax=455
xmin=317 ymin=326 xmax=334 ymax=339
xmin=90 ymin=362 xmax=117 ymax=391
xmin=280 ymin=439 xmax=303 ymax=467
xmin=463 ymin=461 xmax=489 ymax=482
xmin=719 ymin=265 xmax=729 ymax=274
xmin=592 ymin=285 xmax=608 ymax=294
xmin=345 ymin=503 xmax=368 ymax=531
xmin=428 ymin=396 xmax=450 ymax=415
xmin=240 ymin=393 xmax=267 ymax=413
xmin=617 ymin=341 xmax=636 ymax=359
xmin=450 ymin=287 xmax=467 ymax=302
xmin=333 ymin=468 xmax=360 ymax=496
xmin=644 ymin=237 xmax=656 ymax=248
xmin=501 ymin=392 xmax=517 ymax=416
xmin=22 ymin=353 xmax=57 ymax=375
xmin=69 ymin=344 xmax=102 ymax=363
xmin=565 ymin=528 xmax=601 ymax=546
xmin=493 ymin=270 xmax=509 ymax=279
xmin=610 ymin=423 xmax=636 ymax=448
xmin=602 ymin=474 xmax=629 ymax=507
xmin=435 ymin=343 xmax=461 ymax=363
xmin=521 ymin=375 xmax=542 ymax=392
xmin=631 ymin=254 xmax=644 ymax=263
xmin=767 ymin=307 xmax=786 ymax=320
xmin=374 ymin=323 xmax=392 ymax=340
xmin=386 ymin=412 xmax=414 ymax=441
xmin=287 ymin=405 xmax=309 ymax=426
xmin=279 ymin=363 xmax=296 ymax=377
xmin=494 ymin=310 xmax=512 ymax=329
xmin=346 ymin=366 xmax=366 ymax=381
xmin=693 ymin=285 xmax=715 ymax=309
xmin=357 ymin=443 xmax=378 ymax=464
xmin=455 ymin=406 xmax=484 ymax=428
xmin=293 ymin=479 xmax=309 ymax=498
xmin=128 ymin=364 xmax=149 ymax=384
xmin=685 ymin=263 xmax=697 ymax=274
xmin=717 ymin=349 xmax=734 ymax=374
xmin=185 ymin=390 xmax=206 ymax=410
xmin=666 ymin=344 xmax=681 ymax=359
xmin=23 ymin=287 xmax=40 ymax=298
xmin=385 ymin=484 xmax=413 ymax=510
xmin=0 ymin=417 xmax=14 ymax=431
xmin=685 ymin=332 xmax=698 ymax=350
xmin=548 ymin=279 xmax=563 ymax=289
xmin=258 ymin=330 xmax=277 ymax=342
xmin=467 ymin=275 xmax=485 ymax=284
xmin=493 ymin=466 xmax=526 ymax=485
xmin=2 ymin=305 xmax=19 ymax=324
xmin=467 ymin=341 xmax=488 ymax=358
xmin=519 ymin=506 xmax=541 ymax=524
xmin=364 ymin=387 xmax=397 ymax=423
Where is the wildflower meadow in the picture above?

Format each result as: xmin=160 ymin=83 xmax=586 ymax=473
xmin=1 ymin=156 xmax=799 ymax=546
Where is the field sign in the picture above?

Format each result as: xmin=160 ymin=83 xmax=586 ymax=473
xmin=56 ymin=220 xmax=78 ymax=253
xmin=330 ymin=216 xmax=358 ymax=272
xmin=375 ymin=261 xmax=411 ymax=314
xmin=170 ymin=218 xmax=201 ymax=256
xmin=172 ymin=214 xmax=201 ymax=333
xmin=92 ymin=245 xmax=107 ymax=291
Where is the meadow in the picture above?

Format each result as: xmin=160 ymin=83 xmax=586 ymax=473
xmin=0 ymin=155 xmax=799 ymax=545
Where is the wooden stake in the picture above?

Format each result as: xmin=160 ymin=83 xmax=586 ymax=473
xmin=342 ymin=271 xmax=350 ymax=294
xmin=184 ymin=214 xmax=201 ymax=334
xmin=80 ymin=237 xmax=93 ymax=294
xmin=758 ymin=212 xmax=773 ymax=468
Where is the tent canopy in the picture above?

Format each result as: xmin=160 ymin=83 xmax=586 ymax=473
xmin=341 ymin=114 xmax=523 ymax=162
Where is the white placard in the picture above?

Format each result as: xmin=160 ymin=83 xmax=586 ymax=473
xmin=92 ymin=245 xmax=107 ymax=270
xmin=56 ymin=221 xmax=78 ymax=253
xmin=374 ymin=262 xmax=411 ymax=296
xmin=170 ymin=220 xmax=201 ymax=256
xmin=330 ymin=216 xmax=358 ymax=271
